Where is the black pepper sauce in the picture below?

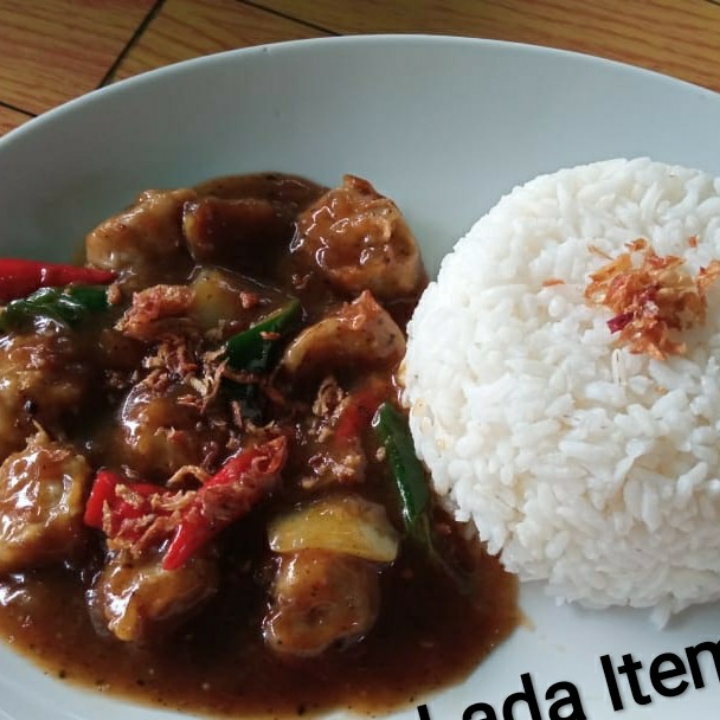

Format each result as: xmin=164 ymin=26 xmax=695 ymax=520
xmin=0 ymin=173 xmax=518 ymax=718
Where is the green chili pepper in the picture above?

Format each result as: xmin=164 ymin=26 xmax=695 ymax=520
xmin=223 ymin=298 xmax=302 ymax=424
xmin=0 ymin=284 xmax=110 ymax=331
xmin=372 ymin=401 xmax=429 ymax=536
xmin=372 ymin=401 xmax=473 ymax=593
xmin=225 ymin=298 xmax=301 ymax=371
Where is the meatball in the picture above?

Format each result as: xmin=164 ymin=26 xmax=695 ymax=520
xmin=292 ymin=175 xmax=424 ymax=299
xmin=91 ymin=550 xmax=218 ymax=643
xmin=263 ymin=549 xmax=380 ymax=657
xmin=0 ymin=326 xmax=90 ymax=461
xmin=113 ymin=380 xmax=230 ymax=480
xmin=0 ymin=432 xmax=91 ymax=574
xmin=85 ymin=188 xmax=196 ymax=290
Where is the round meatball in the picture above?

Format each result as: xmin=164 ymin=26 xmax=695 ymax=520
xmin=0 ymin=327 xmax=90 ymax=461
xmin=292 ymin=175 xmax=424 ymax=299
xmin=113 ymin=381 xmax=230 ymax=480
xmin=263 ymin=549 xmax=380 ymax=657
xmin=85 ymin=188 xmax=196 ymax=291
xmin=91 ymin=550 xmax=218 ymax=643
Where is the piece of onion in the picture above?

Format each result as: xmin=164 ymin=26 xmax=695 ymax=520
xmin=268 ymin=495 xmax=400 ymax=563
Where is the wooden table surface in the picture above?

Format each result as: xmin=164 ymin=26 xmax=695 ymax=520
xmin=1 ymin=0 xmax=719 ymax=138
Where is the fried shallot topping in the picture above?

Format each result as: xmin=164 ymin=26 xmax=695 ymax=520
xmin=116 ymin=285 xmax=195 ymax=341
xmin=584 ymin=238 xmax=720 ymax=359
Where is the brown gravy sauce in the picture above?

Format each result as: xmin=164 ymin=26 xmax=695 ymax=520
xmin=0 ymin=539 xmax=517 ymax=717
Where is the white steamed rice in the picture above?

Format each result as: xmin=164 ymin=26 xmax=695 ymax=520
xmin=403 ymin=157 xmax=720 ymax=625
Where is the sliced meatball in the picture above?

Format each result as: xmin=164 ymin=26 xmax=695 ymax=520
xmin=183 ymin=197 xmax=294 ymax=277
xmin=85 ymin=188 xmax=196 ymax=290
xmin=91 ymin=550 xmax=218 ymax=643
xmin=280 ymin=290 xmax=405 ymax=379
xmin=292 ymin=175 xmax=424 ymax=299
xmin=263 ymin=549 xmax=380 ymax=657
xmin=0 ymin=432 xmax=91 ymax=574
xmin=113 ymin=379 xmax=230 ymax=480
xmin=0 ymin=327 xmax=90 ymax=461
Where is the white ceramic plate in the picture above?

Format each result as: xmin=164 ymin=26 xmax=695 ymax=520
xmin=1 ymin=35 xmax=720 ymax=720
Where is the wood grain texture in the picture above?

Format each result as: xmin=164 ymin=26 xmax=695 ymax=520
xmin=253 ymin=0 xmax=720 ymax=92
xmin=0 ymin=105 xmax=32 ymax=137
xmin=0 ymin=0 xmax=155 ymax=114
xmin=0 ymin=0 xmax=718 ymax=121
xmin=112 ymin=0 xmax=330 ymax=81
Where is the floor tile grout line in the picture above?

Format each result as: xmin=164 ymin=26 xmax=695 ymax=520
xmin=236 ymin=0 xmax=341 ymax=36
xmin=0 ymin=100 xmax=35 ymax=118
xmin=97 ymin=0 xmax=168 ymax=87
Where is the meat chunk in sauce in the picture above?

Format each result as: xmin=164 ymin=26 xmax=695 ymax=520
xmin=0 ymin=326 xmax=90 ymax=460
xmin=263 ymin=549 xmax=380 ymax=657
xmin=292 ymin=175 xmax=424 ymax=299
xmin=0 ymin=432 xmax=91 ymax=574
xmin=183 ymin=197 xmax=292 ymax=276
xmin=114 ymin=379 xmax=230 ymax=480
xmin=280 ymin=290 xmax=405 ymax=379
xmin=91 ymin=551 xmax=218 ymax=643
xmin=181 ymin=172 xmax=326 ymax=283
xmin=85 ymin=188 xmax=196 ymax=291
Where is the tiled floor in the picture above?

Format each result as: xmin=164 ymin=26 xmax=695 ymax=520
xmin=1 ymin=0 xmax=719 ymax=136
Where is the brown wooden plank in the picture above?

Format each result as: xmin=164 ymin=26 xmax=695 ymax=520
xmin=112 ymin=0 xmax=330 ymax=82
xmin=253 ymin=0 xmax=720 ymax=92
xmin=0 ymin=105 xmax=32 ymax=137
xmin=0 ymin=0 xmax=156 ymax=115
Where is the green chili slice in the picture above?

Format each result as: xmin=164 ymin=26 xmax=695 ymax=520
xmin=225 ymin=298 xmax=301 ymax=372
xmin=0 ymin=284 xmax=110 ymax=331
xmin=223 ymin=298 xmax=302 ymax=423
xmin=372 ymin=401 xmax=429 ymax=536
xmin=372 ymin=401 xmax=473 ymax=593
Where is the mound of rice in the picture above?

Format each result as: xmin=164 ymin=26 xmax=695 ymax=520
xmin=403 ymin=157 xmax=720 ymax=625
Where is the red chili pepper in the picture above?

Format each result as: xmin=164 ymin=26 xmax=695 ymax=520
xmin=84 ymin=470 xmax=167 ymax=541
xmin=0 ymin=259 xmax=116 ymax=303
xmin=334 ymin=385 xmax=384 ymax=441
xmin=84 ymin=471 xmax=119 ymax=528
xmin=85 ymin=438 xmax=287 ymax=570
xmin=162 ymin=436 xmax=288 ymax=571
